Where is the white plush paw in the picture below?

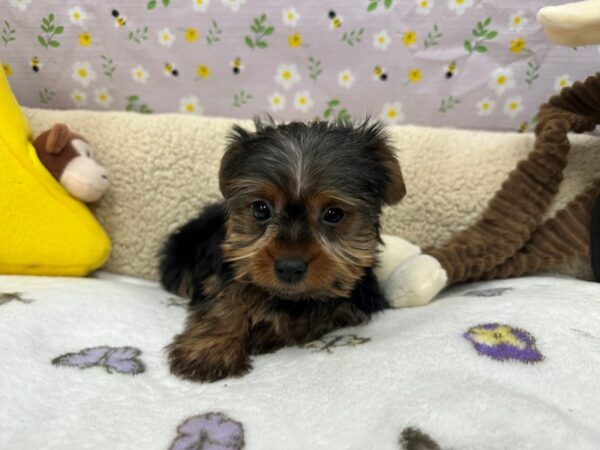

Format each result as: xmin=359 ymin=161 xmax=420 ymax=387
xmin=384 ymin=254 xmax=448 ymax=308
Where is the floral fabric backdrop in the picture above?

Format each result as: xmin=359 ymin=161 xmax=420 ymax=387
xmin=1 ymin=0 xmax=599 ymax=132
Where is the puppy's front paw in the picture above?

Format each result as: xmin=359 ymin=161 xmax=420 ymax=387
xmin=166 ymin=335 xmax=251 ymax=382
xmin=384 ymin=254 xmax=448 ymax=308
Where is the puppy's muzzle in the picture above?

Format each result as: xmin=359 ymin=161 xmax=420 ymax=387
xmin=274 ymin=258 xmax=307 ymax=284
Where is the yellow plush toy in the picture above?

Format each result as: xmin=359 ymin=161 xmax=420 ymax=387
xmin=0 ymin=65 xmax=110 ymax=276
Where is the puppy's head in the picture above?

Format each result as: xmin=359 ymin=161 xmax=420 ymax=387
xmin=219 ymin=119 xmax=405 ymax=300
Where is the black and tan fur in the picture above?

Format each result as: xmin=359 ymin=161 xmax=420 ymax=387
xmin=160 ymin=119 xmax=405 ymax=382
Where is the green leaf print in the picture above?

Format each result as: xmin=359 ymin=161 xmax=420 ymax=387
xmin=323 ymin=99 xmax=350 ymax=124
xmin=101 ymin=55 xmax=116 ymax=79
xmin=308 ymin=56 xmax=322 ymax=81
xmin=233 ymin=91 xmax=253 ymax=107
xmin=2 ymin=20 xmax=16 ymax=47
xmin=38 ymin=14 xmax=63 ymax=49
xmin=438 ymin=96 xmax=460 ymax=113
xmin=464 ymin=18 xmax=497 ymax=54
xmin=524 ymin=49 xmax=540 ymax=86
xmin=126 ymin=95 xmax=153 ymax=114
xmin=341 ymin=28 xmax=364 ymax=46
xmin=423 ymin=24 xmax=442 ymax=48
xmin=147 ymin=0 xmax=157 ymax=9
xmin=206 ymin=20 xmax=222 ymax=45
xmin=128 ymin=27 xmax=149 ymax=43
xmin=367 ymin=0 xmax=393 ymax=12
xmin=38 ymin=88 xmax=56 ymax=104
xmin=245 ymin=14 xmax=274 ymax=49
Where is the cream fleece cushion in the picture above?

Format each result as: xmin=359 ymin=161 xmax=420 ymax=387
xmin=24 ymin=108 xmax=600 ymax=281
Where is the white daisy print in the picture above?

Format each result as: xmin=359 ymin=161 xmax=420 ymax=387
xmin=9 ymin=0 xmax=31 ymax=11
xmin=68 ymin=6 xmax=87 ymax=25
xmin=380 ymin=102 xmax=405 ymax=125
xmin=447 ymin=0 xmax=473 ymax=15
xmin=268 ymin=92 xmax=286 ymax=111
xmin=70 ymin=89 xmax=87 ymax=106
xmin=158 ymin=28 xmax=176 ymax=48
xmin=131 ymin=65 xmax=149 ymax=83
xmin=71 ymin=62 xmax=97 ymax=87
xmin=192 ymin=0 xmax=210 ymax=12
xmin=293 ymin=91 xmax=314 ymax=113
xmin=269 ymin=92 xmax=286 ymax=111
xmin=275 ymin=64 xmax=301 ymax=90
xmin=282 ymin=7 xmax=300 ymax=27
xmin=221 ymin=0 xmax=246 ymax=12
xmin=415 ymin=0 xmax=434 ymax=15
xmin=94 ymin=88 xmax=114 ymax=108
xmin=373 ymin=30 xmax=392 ymax=51
xmin=554 ymin=74 xmax=572 ymax=92
xmin=338 ymin=69 xmax=355 ymax=89
xmin=488 ymin=68 xmax=516 ymax=95
xmin=508 ymin=11 xmax=528 ymax=32
xmin=503 ymin=96 xmax=524 ymax=117
xmin=476 ymin=97 xmax=495 ymax=116
xmin=179 ymin=96 xmax=203 ymax=114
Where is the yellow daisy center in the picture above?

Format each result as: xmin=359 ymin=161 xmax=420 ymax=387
xmin=497 ymin=75 xmax=506 ymax=85
xmin=514 ymin=17 xmax=521 ymax=24
xmin=299 ymin=97 xmax=306 ymax=105
xmin=560 ymin=79 xmax=567 ymax=86
xmin=282 ymin=70 xmax=292 ymax=80
xmin=456 ymin=0 xmax=464 ymax=4
xmin=421 ymin=0 xmax=428 ymax=6
xmin=482 ymin=103 xmax=489 ymax=109
xmin=287 ymin=13 xmax=294 ymax=20
xmin=378 ymin=36 xmax=385 ymax=43
xmin=273 ymin=97 xmax=280 ymax=104
xmin=387 ymin=109 xmax=397 ymax=118
xmin=196 ymin=0 xmax=203 ymax=4
xmin=78 ymin=69 xmax=87 ymax=78
xmin=99 ymin=94 xmax=107 ymax=101
xmin=74 ymin=12 xmax=81 ymax=19
xmin=186 ymin=104 xmax=195 ymax=112
xmin=408 ymin=68 xmax=422 ymax=83
xmin=510 ymin=102 xmax=518 ymax=110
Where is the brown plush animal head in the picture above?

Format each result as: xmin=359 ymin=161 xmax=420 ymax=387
xmin=33 ymin=124 xmax=110 ymax=203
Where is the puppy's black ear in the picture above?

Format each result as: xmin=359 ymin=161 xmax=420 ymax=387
xmin=360 ymin=120 xmax=406 ymax=205
xmin=219 ymin=124 xmax=250 ymax=197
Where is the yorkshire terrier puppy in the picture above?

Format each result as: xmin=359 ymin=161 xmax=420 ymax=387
xmin=160 ymin=119 xmax=405 ymax=382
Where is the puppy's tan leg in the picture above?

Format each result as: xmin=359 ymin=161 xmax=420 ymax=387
xmin=166 ymin=292 xmax=251 ymax=383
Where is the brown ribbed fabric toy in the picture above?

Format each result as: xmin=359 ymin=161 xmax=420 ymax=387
xmin=383 ymin=72 xmax=600 ymax=308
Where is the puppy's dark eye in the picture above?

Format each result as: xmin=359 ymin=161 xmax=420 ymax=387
xmin=322 ymin=207 xmax=344 ymax=225
xmin=252 ymin=201 xmax=272 ymax=222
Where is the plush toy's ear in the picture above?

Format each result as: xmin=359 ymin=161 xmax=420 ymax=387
xmin=45 ymin=124 xmax=71 ymax=154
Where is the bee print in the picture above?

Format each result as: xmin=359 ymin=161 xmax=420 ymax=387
xmin=30 ymin=56 xmax=42 ymax=73
xmin=111 ymin=9 xmax=127 ymax=28
xmin=517 ymin=122 xmax=528 ymax=133
xmin=164 ymin=62 xmax=179 ymax=77
xmin=230 ymin=57 xmax=244 ymax=75
xmin=444 ymin=61 xmax=457 ymax=79
xmin=328 ymin=10 xmax=343 ymax=30
xmin=373 ymin=65 xmax=387 ymax=81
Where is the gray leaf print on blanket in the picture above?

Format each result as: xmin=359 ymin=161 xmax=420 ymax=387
xmin=0 ymin=292 xmax=34 ymax=306
xmin=302 ymin=334 xmax=370 ymax=353
xmin=52 ymin=346 xmax=145 ymax=375
xmin=169 ymin=412 xmax=244 ymax=450
xmin=464 ymin=287 xmax=513 ymax=297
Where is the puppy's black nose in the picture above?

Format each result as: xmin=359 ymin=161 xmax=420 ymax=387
xmin=275 ymin=258 xmax=306 ymax=284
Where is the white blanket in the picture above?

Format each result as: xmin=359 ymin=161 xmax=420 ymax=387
xmin=1 ymin=274 xmax=599 ymax=450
